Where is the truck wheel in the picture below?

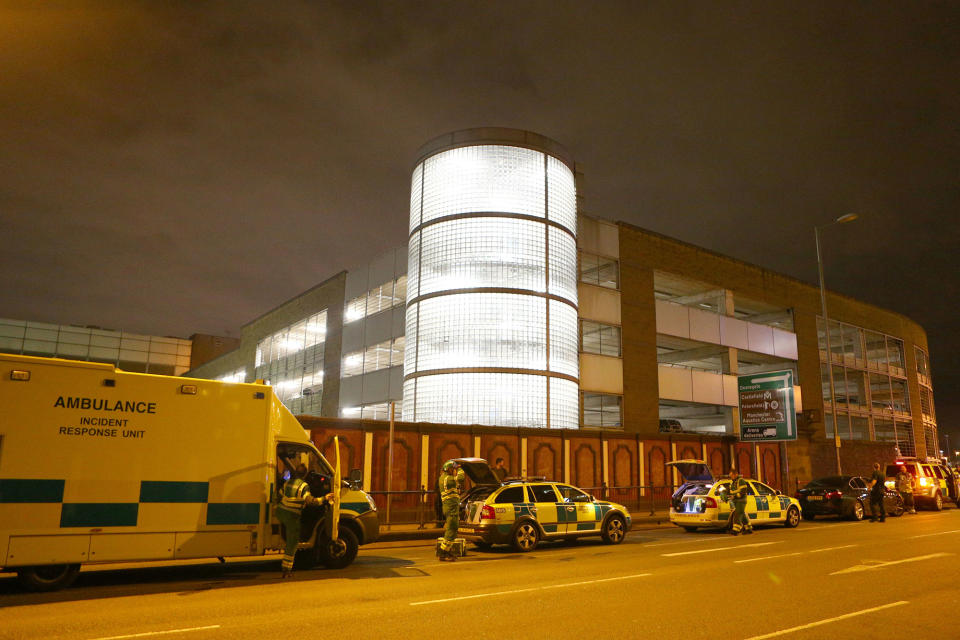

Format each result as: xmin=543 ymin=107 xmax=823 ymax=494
xmin=16 ymin=564 xmax=80 ymax=592
xmin=319 ymin=526 xmax=359 ymax=569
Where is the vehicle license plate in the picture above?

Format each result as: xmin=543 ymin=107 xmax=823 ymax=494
xmin=807 ymin=496 xmax=823 ymax=501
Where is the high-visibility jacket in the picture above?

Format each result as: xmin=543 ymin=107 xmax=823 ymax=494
xmin=279 ymin=477 xmax=313 ymax=515
xmin=729 ymin=477 xmax=749 ymax=502
xmin=438 ymin=470 xmax=465 ymax=503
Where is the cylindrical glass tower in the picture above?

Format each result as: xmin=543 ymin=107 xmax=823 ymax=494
xmin=403 ymin=129 xmax=579 ymax=428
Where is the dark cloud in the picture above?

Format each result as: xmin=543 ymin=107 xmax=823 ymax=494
xmin=1 ymin=1 xmax=957 ymax=435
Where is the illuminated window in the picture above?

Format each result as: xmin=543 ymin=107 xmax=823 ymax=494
xmin=581 ymin=320 xmax=621 ymax=357
xmin=344 ymin=276 xmax=407 ymax=325
xmin=254 ymin=310 xmax=326 ymax=415
xmin=342 ymin=337 xmax=405 ymax=378
xmin=579 ymin=252 xmax=618 ymax=289
xmin=582 ymin=393 xmax=622 ymax=428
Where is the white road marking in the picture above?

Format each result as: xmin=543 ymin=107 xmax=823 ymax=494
xmin=87 ymin=626 xmax=221 ymax=640
xmin=646 ymin=537 xmax=722 ymax=548
xmin=908 ymin=528 xmax=960 ymax=539
xmin=829 ymin=552 xmax=952 ymax=575
xmin=662 ymin=541 xmax=780 ymax=557
xmin=742 ymin=601 xmax=908 ymax=640
xmin=409 ymin=573 xmax=651 ymax=606
xmin=734 ymin=552 xmax=802 ymax=564
xmin=809 ymin=544 xmax=858 ymax=553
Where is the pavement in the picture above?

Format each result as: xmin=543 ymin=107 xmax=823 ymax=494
xmin=376 ymin=508 xmax=673 ymax=542
xmin=5 ymin=506 xmax=960 ymax=639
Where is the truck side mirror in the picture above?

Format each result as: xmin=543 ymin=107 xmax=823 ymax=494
xmin=348 ymin=468 xmax=362 ymax=489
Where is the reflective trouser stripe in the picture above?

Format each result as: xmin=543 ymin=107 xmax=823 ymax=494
xmin=276 ymin=506 xmax=301 ymax=571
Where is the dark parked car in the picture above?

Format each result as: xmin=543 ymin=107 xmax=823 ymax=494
xmin=796 ymin=475 xmax=904 ymax=521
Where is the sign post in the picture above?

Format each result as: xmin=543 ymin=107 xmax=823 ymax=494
xmin=738 ymin=370 xmax=797 ymax=442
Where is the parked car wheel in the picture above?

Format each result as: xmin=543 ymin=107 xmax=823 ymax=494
xmin=784 ymin=506 xmax=801 ymax=528
xmin=892 ymin=495 xmax=905 ymax=517
xmin=933 ymin=492 xmax=943 ymax=511
xmin=602 ymin=515 xmax=627 ymax=544
xmin=849 ymin=500 xmax=865 ymax=521
xmin=16 ymin=564 xmax=80 ymax=592
xmin=512 ymin=521 xmax=540 ymax=552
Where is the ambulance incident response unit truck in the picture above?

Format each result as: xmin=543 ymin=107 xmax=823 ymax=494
xmin=0 ymin=354 xmax=379 ymax=591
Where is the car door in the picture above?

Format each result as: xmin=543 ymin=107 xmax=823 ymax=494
xmin=526 ymin=483 xmax=562 ymax=536
xmin=750 ymin=481 xmax=779 ymax=521
xmin=556 ymin=484 xmax=599 ymax=533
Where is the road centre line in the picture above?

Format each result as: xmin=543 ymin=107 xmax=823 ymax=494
xmin=662 ymin=541 xmax=780 ymax=557
xmin=734 ymin=552 xmax=802 ymax=564
xmin=409 ymin=573 xmax=651 ymax=606
xmin=829 ymin=552 xmax=952 ymax=575
xmin=908 ymin=528 xmax=960 ymax=539
xmin=742 ymin=601 xmax=908 ymax=640
xmin=87 ymin=626 xmax=221 ymax=640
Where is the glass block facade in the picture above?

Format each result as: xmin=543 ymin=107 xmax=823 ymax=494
xmin=403 ymin=140 xmax=579 ymax=428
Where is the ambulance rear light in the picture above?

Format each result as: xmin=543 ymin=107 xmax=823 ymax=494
xmin=180 ymin=384 xmax=198 ymax=395
xmin=703 ymin=497 xmax=718 ymax=509
xmin=10 ymin=370 xmax=30 ymax=381
xmin=895 ymin=461 xmax=905 ymax=465
xmin=480 ymin=505 xmax=496 ymax=521
xmin=918 ymin=477 xmax=929 ymax=487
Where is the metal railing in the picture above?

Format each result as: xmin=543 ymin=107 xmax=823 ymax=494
xmin=366 ymin=484 xmax=681 ymax=528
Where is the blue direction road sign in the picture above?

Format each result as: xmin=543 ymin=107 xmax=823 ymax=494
xmin=738 ymin=370 xmax=796 ymax=442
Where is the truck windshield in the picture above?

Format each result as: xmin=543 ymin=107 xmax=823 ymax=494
xmin=277 ymin=442 xmax=333 ymax=482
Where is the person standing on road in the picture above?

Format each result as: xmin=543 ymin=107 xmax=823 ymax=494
xmin=896 ymin=466 xmax=916 ymax=514
xmin=868 ymin=462 xmax=887 ymax=522
xmin=726 ymin=467 xmax=753 ymax=536
xmin=437 ymin=460 xmax=465 ymax=562
xmin=493 ymin=457 xmax=508 ymax=483
xmin=276 ymin=463 xmax=333 ymax=578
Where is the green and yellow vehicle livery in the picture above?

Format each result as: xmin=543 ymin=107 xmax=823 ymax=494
xmin=0 ymin=353 xmax=378 ymax=590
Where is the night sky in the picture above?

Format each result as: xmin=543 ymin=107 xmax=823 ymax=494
xmin=2 ymin=3 xmax=957 ymax=438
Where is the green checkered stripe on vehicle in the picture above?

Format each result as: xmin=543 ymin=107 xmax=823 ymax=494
xmin=0 ymin=479 xmax=259 ymax=527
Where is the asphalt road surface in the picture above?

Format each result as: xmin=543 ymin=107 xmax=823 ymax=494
xmin=3 ymin=509 xmax=960 ymax=640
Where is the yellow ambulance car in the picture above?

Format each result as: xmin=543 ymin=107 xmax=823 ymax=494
xmin=0 ymin=354 xmax=378 ymax=591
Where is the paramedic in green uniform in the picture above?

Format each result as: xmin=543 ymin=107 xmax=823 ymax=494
xmin=277 ymin=463 xmax=332 ymax=578
xmin=727 ymin=467 xmax=753 ymax=536
xmin=437 ymin=460 xmax=465 ymax=562
xmin=868 ymin=462 xmax=887 ymax=522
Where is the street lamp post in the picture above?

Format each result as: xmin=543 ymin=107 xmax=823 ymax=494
xmin=816 ymin=213 xmax=859 ymax=475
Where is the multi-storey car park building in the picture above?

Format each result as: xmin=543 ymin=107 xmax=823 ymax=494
xmin=182 ymin=128 xmax=937 ymax=486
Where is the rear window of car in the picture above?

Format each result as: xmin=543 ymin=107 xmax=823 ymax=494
xmin=752 ymin=482 xmax=777 ymax=496
xmin=887 ymin=465 xmax=914 ymax=477
xmin=922 ymin=465 xmax=934 ymax=477
xmin=933 ymin=467 xmax=945 ymax=479
xmin=494 ymin=486 xmax=527 ymax=504
xmin=528 ymin=484 xmax=559 ymax=503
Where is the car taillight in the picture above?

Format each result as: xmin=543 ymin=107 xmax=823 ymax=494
xmin=704 ymin=497 xmax=717 ymax=509
xmin=825 ymin=491 xmax=841 ymax=500
xmin=480 ymin=505 xmax=496 ymax=520
xmin=918 ymin=478 xmax=929 ymax=487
